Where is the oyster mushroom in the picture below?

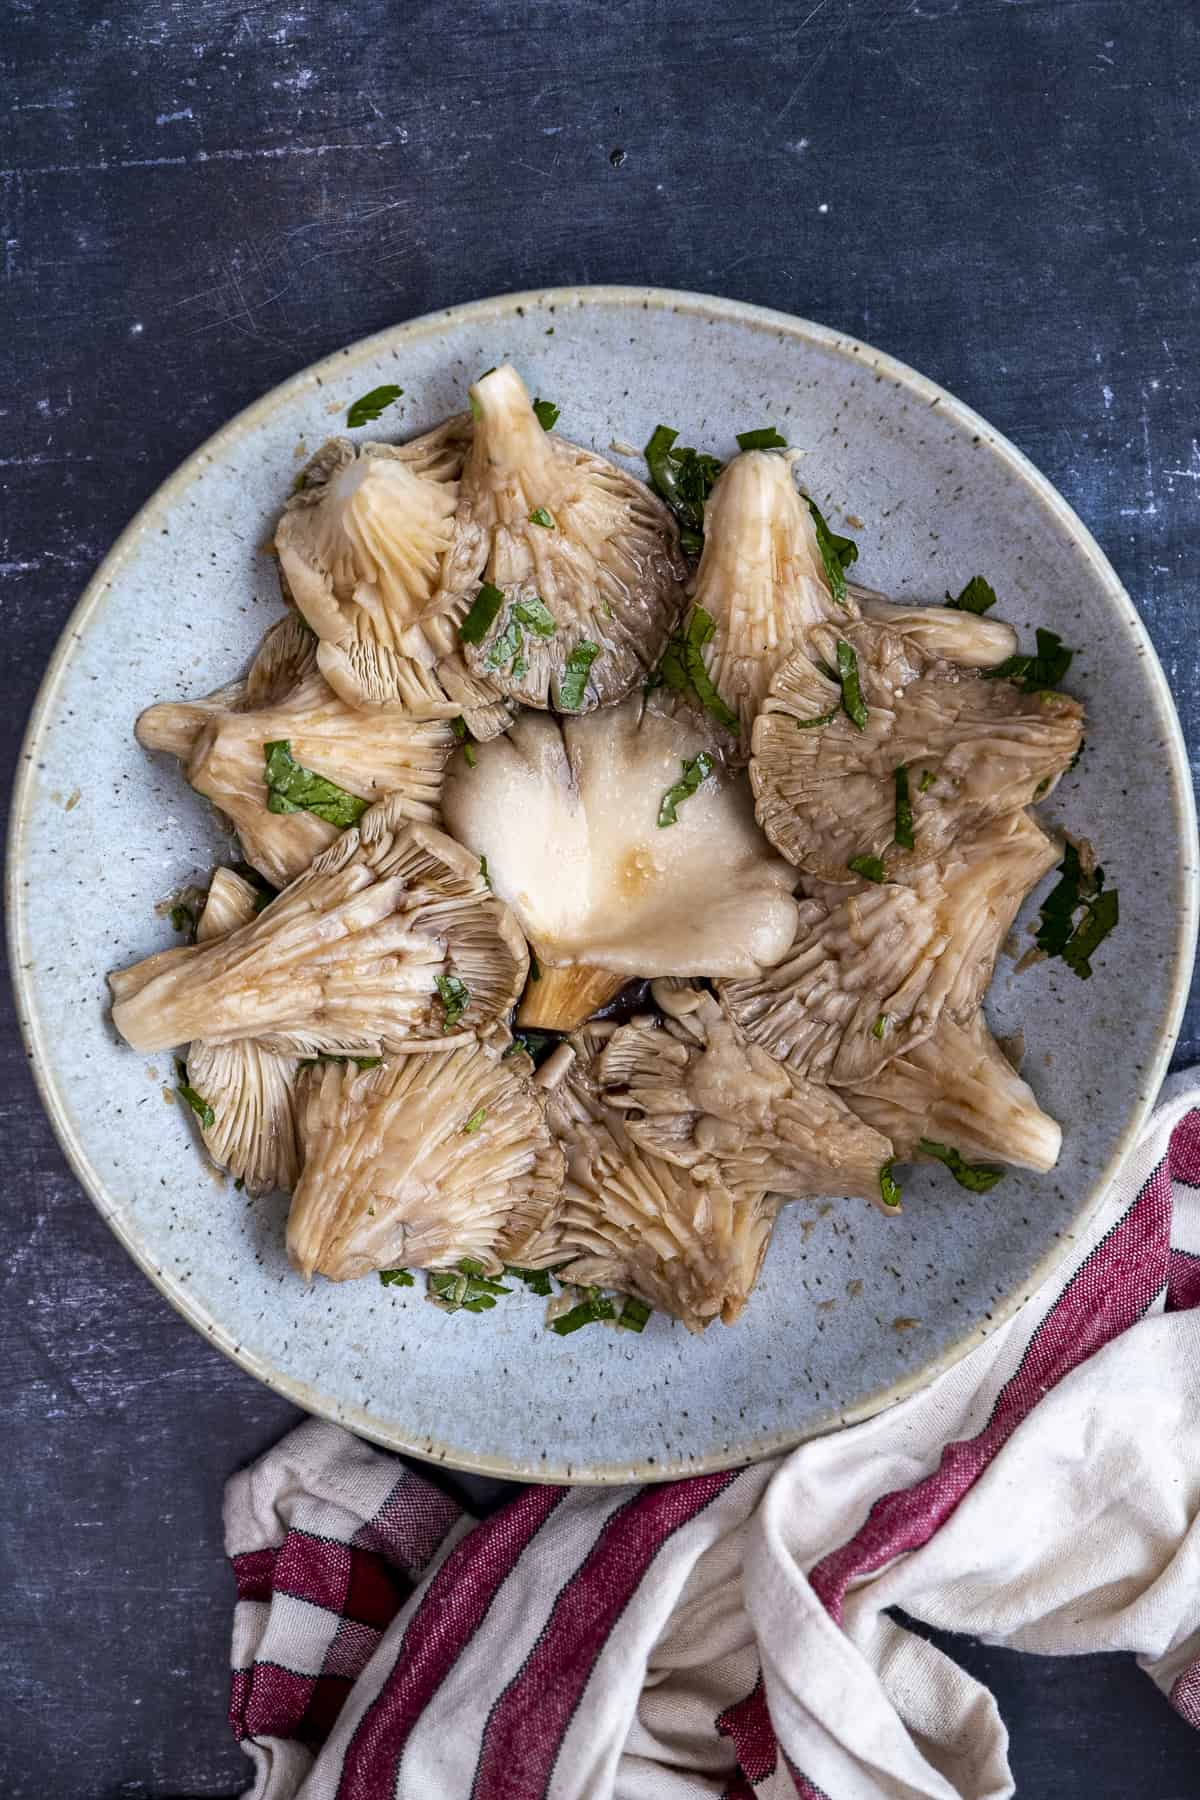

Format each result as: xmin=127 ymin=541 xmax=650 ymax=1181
xmin=546 ymin=1026 xmax=779 ymax=1330
xmin=109 ymin=803 xmax=528 ymax=1056
xmin=841 ymin=1012 xmax=1062 ymax=1173
xmin=684 ymin=450 xmax=860 ymax=755
xmin=441 ymin=695 xmax=801 ymax=1029
xmin=287 ymin=1038 xmax=565 ymax=1282
xmin=183 ymin=867 xmax=301 ymax=1195
xmin=751 ymin=616 xmax=1084 ymax=882
xmin=440 ymin=364 xmax=687 ymax=711
xmin=135 ymin=612 xmax=318 ymax=763
xmin=597 ymin=983 xmax=894 ymax=1206
xmin=274 ymin=419 xmax=509 ymax=733
xmin=717 ymin=809 xmax=1059 ymax=1087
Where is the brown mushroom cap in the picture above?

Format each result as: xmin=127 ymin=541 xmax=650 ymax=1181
xmin=441 ymin=364 xmax=688 ymax=712
xmin=110 ymin=805 xmax=528 ymax=1057
xmin=287 ymin=1039 xmax=565 ymax=1282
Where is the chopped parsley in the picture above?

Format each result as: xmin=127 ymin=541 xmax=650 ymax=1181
xmin=513 ymin=596 xmax=557 ymax=636
xmin=848 ymin=853 xmax=888 ymax=884
xmin=794 ymin=704 xmax=841 ymax=730
xmin=807 ymin=499 xmax=858 ymax=607
xmin=169 ymin=902 xmax=196 ymax=936
xmin=532 ymin=396 xmax=559 ymax=432
xmin=872 ymin=1013 xmax=891 ymax=1041
xmin=735 ymin=426 xmax=787 ymax=451
xmin=428 ymin=1260 xmax=511 ymax=1313
xmin=918 ymin=769 xmax=937 ymax=794
xmin=263 ymin=741 xmax=367 ymax=827
xmin=451 ymin=715 xmax=477 ymax=767
xmin=298 ymin=1053 xmax=382 ymax=1070
xmin=505 ymin=1266 xmax=554 ymax=1295
xmin=558 ymin=640 xmax=601 ymax=711
xmin=945 ymin=575 xmax=998 ymax=615
xmin=479 ymin=855 xmax=491 ymax=889
xmin=918 ymin=1139 xmax=1005 ymax=1192
xmin=378 ymin=1268 xmax=415 ymax=1288
xmin=1034 ymin=841 xmax=1119 ymax=979
xmin=879 ymin=1162 xmax=902 ymax=1210
xmin=529 ymin=506 xmax=556 ymax=528
xmin=459 ymin=581 xmax=506 ymax=645
xmin=462 ymin=1107 xmax=488 ymax=1134
xmin=658 ymin=751 xmax=714 ymax=827
xmin=642 ymin=426 xmax=723 ymax=554
xmin=435 ymin=973 xmax=470 ymax=1030
xmin=346 ymin=384 xmax=403 ymax=428
xmin=174 ymin=1058 xmax=214 ymax=1130
xmin=549 ymin=1287 xmax=617 ymax=1335
xmin=682 ymin=607 xmax=740 ymax=732
xmin=893 ymin=765 xmax=915 ymax=850
xmin=983 ymin=627 xmax=1074 ymax=693
xmin=836 ymin=639 xmax=869 ymax=731
xmin=506 ymin=1029 xmax=556 ymax=1065
xmin=617 ymin=1295 xmax=652 ymax=1332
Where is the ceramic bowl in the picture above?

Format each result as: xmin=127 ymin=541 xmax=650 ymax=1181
xmin=8 ymin=287 xmax=1196 ymax=1480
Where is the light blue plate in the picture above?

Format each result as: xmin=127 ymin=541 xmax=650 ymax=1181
xmin=8 ymin=288 xmax=1196 ymax=1481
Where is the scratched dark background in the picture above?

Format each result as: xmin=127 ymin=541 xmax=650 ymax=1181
xmin=2 ymin=1 xmax=1199 ymax=1796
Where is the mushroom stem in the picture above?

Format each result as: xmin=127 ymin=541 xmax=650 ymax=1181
xmin=532 ymin=1042 xmax=576 ymax=1092
xmin=516 ymin=964 xmax=626 ymax=1031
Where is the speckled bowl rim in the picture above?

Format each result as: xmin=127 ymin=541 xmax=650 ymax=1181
xmin=8 ymin=285 xmax=1198 ymax=1484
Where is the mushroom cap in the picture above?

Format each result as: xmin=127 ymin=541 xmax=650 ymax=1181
xmin=441 ymin=695 xmax=800 ymax=978
xmin=274 ymin=420 xmax=508 ymax=728
xmin=545 ymin=1025 xmax=779 ymax=1330
xmin=185 ymin=668 xmax=455 ymax=887
xmin=184 ymin=868 xmax=301 ymax=1195
xmin=686 ymin=450 xmax=859 ymax=755
xmin=442 ymin=365 xmax=688 ymax=711
xmin=597 ymin=984 xmax=893 ymax=1204
xmin=287 ymin=1039 xmax=565 ymax=1282
xmin=751 ymin=616 xmax=1084 ymax=881
xmin=109 ymin=804 xmax=528 ymax=1056
xmin=717 ymin=810 xmax=1060 ymax=1086
xmin=841 ymin=1011 xmax=1062 ymax=1173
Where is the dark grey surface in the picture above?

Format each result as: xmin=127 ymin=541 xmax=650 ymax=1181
xmin=2 ymin=2 xmax=1198 ymax=1795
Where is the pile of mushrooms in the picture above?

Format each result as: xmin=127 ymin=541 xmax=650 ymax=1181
xmin=112 ymin=369 xmax=1084 ymax=1332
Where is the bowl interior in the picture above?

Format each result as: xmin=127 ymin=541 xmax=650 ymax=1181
xmin=9 ymin=287 xmax=1195 ymax=1481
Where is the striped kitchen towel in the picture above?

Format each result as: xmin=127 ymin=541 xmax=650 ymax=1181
xmin=224 ymin=1076 xmax=1200 ymax=1799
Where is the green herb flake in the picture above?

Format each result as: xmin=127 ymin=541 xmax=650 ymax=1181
xmin=643 ymin=426 xmax=724 ymax=554
xmin=657 ymin=750 xmax=714 ymax=828
xmin=479 ymin=855 xmax=491 ymax=889
xmin=506 ymin=1265 xmax=554 ymax=1296
xmin=233 ymin=861 xmax=280 ymax=913
xmin=893 ymin=765 xmax=915 ymax=850
xmin=263 ymin=740 xmax=368 ymax=828
xmin=617 ymin=1296 xmax=652 ymax=1332
xmin=918 ymin=769 xmax=937 ymax=794
xmin=550 ymin=1287 xmax=618 ymax=1336
xmin=735 ymin=426 xmax=787 ymax=451
xmin=871 ymin=1013 xmax=891 ymax=1041
xmin=460 ymin=581 xmax=507 ymax=645
xmin=507 ymin=1029 xmax=556 ymax=1065
xmin=836 ymin=639 xmax=869 ymax=731
xmin=462 ymin=1107 xmax=488 ymax=1134
xmin=1062 ymin=887 xmax=1119 ymax=979
xmin=435 ymin=973 xmax=470 ymax=1031
xmin=558 ymin=640 xmax=601 ymax=711
xmin=428 ymin=1261 xmax=511 ymax=1313
xmin=451 ymin=715 xmax=478 ymax=767
xmin=946 ymin=575 xmax=998 ymax=615
xmin=529 ymin=507 xmax=556 ymax=529
xmin=918 ymin=1138 xmax=1005 ymax=1192
xmin=879 ymin=1162 xmax=902 ymax=1210
xmin=532 ymin=397 xmax=560 ymax=432
xmin=984 ymin=627 xmax=1074 ymax=694
xmin=346 ymin=384 xmax=403 ymax=429
xmin=794 ymin=705 xmax=841 ymax=731
xmin=847 ymin=853 xmax=889 ymax=884
xmin=512 ymin=596 xmax=557 ymax=637
xmin=169 ymin=902 xmax=196 ymax=936
xmin=234 ymin=1177 xmax=245 ymax=1192
xmin=683 ymin=607 xmax=741 ymax=732
xmin=174 ymin=1059 xmax=215 ymax=1130
xmin=485 ymin=615 xmax=525 ymax=673
xmin=807 ymin=499 xmax=859 ymax=607
xmin=378 ymin=1268 xmax=415 ymax=1288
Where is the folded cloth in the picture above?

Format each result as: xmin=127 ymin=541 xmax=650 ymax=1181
xmin=224 ymin=1076 xmax=1200 ymax=1799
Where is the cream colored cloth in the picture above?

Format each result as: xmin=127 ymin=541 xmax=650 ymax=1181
xmin=225 ymin=1076 xmax=1200 ymax=1798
